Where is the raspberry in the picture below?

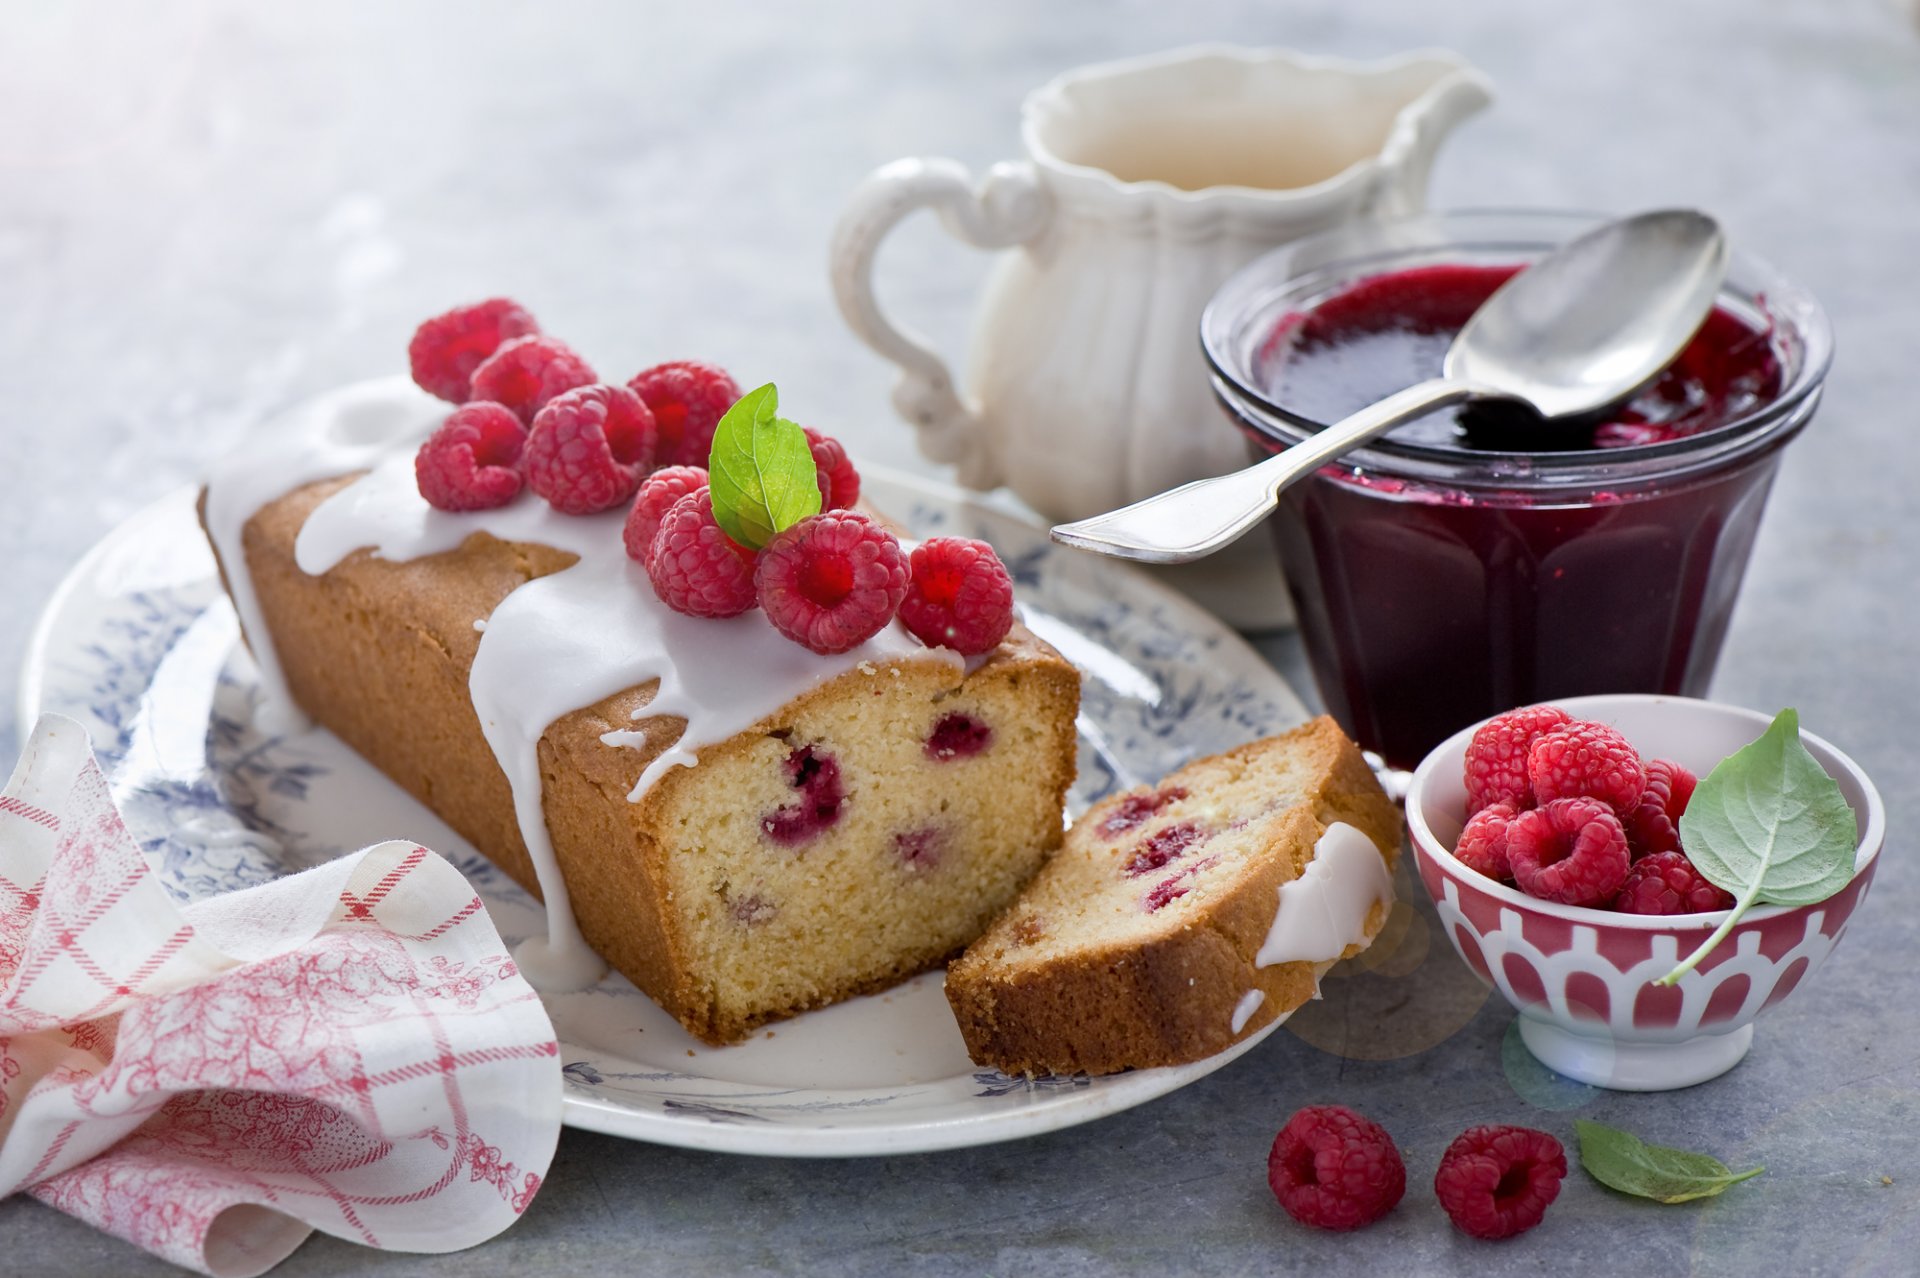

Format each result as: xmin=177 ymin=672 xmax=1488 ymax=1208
xmin=1624 ymin=758 xmax=1698 ymax=859
xmin=897 ymin=537 xmax=1015 ymax=655
xmin=803 ymin=426 xmax=861 ymax=510
xmin=646 ymin=490 xmax=758 ymax=618
xmin=412 ymin=403 xmax=528 ymax=512
xmin=1433 ymin=1125 xmax=1566 ymax=1240
xmin=1463 ymin=704 xmax=1571 ymax=813
xmin=1506 ymin=798 xmax=1631 ymax=907
xmin=1528 ymin=720 xmax=1647 ymax=812
xmin=623 ymin=466 xmax=709 ymax=562
xmin=469 ymin=334 xmax=598 ymax=423
xmin=1454 ymin=802 xmax=1518 ymax=882
xmin=1123 ymin=821 xmax=1208 ymax=877
xmin=1095 ymin=787 xmax=1187 ymax=839
xmin=1614 ymin=850 xmax=1735 ymax=915
xmin=524 ymin=384 xmax=657 ymax=515
xmin=925 ymin=712 xmax=992 ymax=761
xmin=1267 ymin=1105 xmax=1407 ymax=1231
xmin=407 ymin=298 xmax=539 ymax=403
xmin=755 ymin=511 xmax=909 ymax=655
xmin=761 ymin=745 xmax=845 ymax=846
xmin=628 ymin=360 xmax=741 ymax=467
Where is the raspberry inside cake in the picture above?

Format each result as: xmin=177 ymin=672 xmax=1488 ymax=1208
xmin=946 ymin=718 xmax=1399 ymax=1075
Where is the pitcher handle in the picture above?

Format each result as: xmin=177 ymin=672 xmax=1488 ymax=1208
xmin=1368 ymin=64 xmax=1495 ymax=220
xmin=830 ymin=157 xmax=1052 ymax=490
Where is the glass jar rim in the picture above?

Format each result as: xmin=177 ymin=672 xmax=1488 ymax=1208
xmin=1200 ymin=208 xmax=1834 ymax=484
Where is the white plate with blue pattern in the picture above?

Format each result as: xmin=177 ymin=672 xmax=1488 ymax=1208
xmin=18 ymin=465 xmax=1308 ymax=1156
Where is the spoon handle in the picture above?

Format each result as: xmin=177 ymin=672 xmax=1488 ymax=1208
xmin=1050 ymin=378 xmax=1476 ymax=564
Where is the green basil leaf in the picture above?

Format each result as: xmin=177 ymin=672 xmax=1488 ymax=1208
xmin=1658 ymin=708 xmax=1857 ymax=984
xmin=705 ymin=383 xmax=822 ymax=549
xmin=1576 ymin=1119 xmax=1764 ymax=1204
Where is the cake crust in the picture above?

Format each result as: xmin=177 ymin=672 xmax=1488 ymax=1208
xmin=204 ymin=477 xmax=1080 ymax=1044
xmin=944 ymin=718 xmax=1400 ymax=1076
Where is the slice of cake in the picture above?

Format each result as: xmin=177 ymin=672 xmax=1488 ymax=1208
xmin=202 ymin=375 xmax=1080 ymax=1045
xmin=945 ymin=718 xmax=1399 ymax=1076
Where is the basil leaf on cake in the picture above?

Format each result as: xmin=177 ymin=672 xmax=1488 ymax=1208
xmin=1404 ymin=693 xmax=1884 ymax=1090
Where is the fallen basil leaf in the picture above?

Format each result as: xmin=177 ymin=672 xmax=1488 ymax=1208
xmin=1576 ymin=1119 xmax=1764 ymax=1203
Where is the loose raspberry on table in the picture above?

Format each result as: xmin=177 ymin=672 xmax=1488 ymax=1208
xmin=1625 ymin=758 xmax=1698 ymax=859
xmin=1528 ymin=719 xmax=1647 ymax=812
xmin=1433 ymin=1125 xmax=1566 ymax=1240
xmin=896 ymin=537 xmax=1015 ymax=655
xmin=407 ymin=298 xmax=539 ymax=403
xmin=623 ymin=466 xmax=709 ymax=562
xmin=469 ymin=334 xmax=598 ymax=423
xmin=628 ymin=360 xmax=741 ymax=467
xmin=1506 ymin=797 xmax=1631 ymax=907
xmin=525 ymin=384 xmax=657 ymax=515
xmin=646 ymin=490 xmax=758 ymax=618
xmin=1454 ymin=802 xmax=1518 ymax=883
xmin=1267 ymin=1105 xmax=1407 ymax=1231
xmin=1614 ymin=850 xmax=1736 ymax=915
xmin=1464 ymin=704 xmax=1571 ymax=813
xmin=413 ymin=402 xmax=528 ymax=511
xmin=755 ymin=511 xmax=910 ymax=655
xmin=803 ymin=426 xmax=861 ymax=510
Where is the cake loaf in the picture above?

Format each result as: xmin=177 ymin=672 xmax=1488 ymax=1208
xmin=202 ymin=383 xmax=1080 ymax=1046
xmin=945 ymin=718 xmax=1398 ymax=1075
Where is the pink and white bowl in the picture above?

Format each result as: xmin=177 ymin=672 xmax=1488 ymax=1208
xmin=1406 ymin=694 xmax=1886 ymax=1091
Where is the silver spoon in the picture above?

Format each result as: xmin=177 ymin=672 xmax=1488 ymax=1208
xmin=1050 ymin=209 xmax=1730 ymax=564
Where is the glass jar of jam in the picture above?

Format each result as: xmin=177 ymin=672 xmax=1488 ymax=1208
xmin=1202 ymin=210 xmax=1832 ymax=771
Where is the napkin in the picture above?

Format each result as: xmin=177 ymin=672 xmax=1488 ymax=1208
xmin=1 ymin=714 xmax=562 ymax=1277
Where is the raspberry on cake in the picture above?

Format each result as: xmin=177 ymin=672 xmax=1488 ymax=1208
xmin=897 ymin=537 xmax=1015 ymax=656
xmin=470 ymin=334 xmax=598 ymax=423
xmin=629 ymin=360 xmax=742 ymax=467
xmin=414 ymin=402 xmax=528 ymax=512
xmin=754 ymin=510 xmax=911 ymax=655
xmin=803 ymin=425 xmax=861 ymax=510
xmin=524 ymin=383 xmax=657 ymax=515
xmin=408 ymin=298 xmax=540 ymax=404
xmin=624 ymin=466 xmax=709 ymax=563
xmin=945 ymin=718 xmax=1399 ymax=1076
xmin=647 ymin=489 xmax=758 ymax=618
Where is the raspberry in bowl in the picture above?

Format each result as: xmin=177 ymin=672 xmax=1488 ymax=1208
xmin=1405 ymin=694 xmax=1884 ymax=1091
xmin=1202 ymin=210 xmax=1832 ymax=772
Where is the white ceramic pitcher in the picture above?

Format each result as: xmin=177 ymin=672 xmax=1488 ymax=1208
xmin=830 ymin=46 xmax=1492 ymax=628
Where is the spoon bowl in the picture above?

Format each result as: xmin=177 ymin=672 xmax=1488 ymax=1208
xmin=1446 ymin=209 xmax=1730 ymax=419
xmin=1051 ymin=209 xmax=1731 ymax=564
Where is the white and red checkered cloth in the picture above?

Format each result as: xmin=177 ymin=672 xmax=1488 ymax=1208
xmin=0 ymin=714 xmax=563 ymax=1277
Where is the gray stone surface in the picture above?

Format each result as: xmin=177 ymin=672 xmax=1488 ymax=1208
xmin=4 ymin=0 xmax=1918 ymax=1273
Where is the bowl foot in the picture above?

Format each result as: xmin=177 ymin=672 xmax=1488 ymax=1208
xmin=1515 ymin=1016 xmax=1753 ymax=1091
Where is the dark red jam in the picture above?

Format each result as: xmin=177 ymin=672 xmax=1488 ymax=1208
xmin=1243 ymin=265 xmax=1796 ymax=770
xmin=1256 ymin=264 xmax=1783 ymax=452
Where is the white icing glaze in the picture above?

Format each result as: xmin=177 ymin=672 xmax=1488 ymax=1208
xmin=599 ymin=728 xmax=650 ymax=749
xmin=207 ymin=378 xmax=956 ymax=992
xmin=1230 ymin=989 xmax=1265 ymax=1035
xmin=1255 ymin=821 xmax=1394 ymax=968
xmin=202 ymin=377 xmax=446 ymax=729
